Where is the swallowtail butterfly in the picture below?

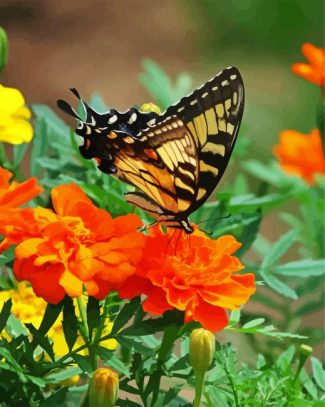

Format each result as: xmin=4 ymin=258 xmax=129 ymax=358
xmin=57 ymin=67 xmax=244 ymax=234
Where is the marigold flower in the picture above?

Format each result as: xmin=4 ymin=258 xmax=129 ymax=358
xmin=0 ymin=84 xmax=33 ymax=144
xmin=119 ymin=230 xmax=255 ymax=332
xmin=273 ymin=128 xmax=325 ymax=185
xmin=0 ymin=184 xmax=145 ymax=303
xmin=0 ymin=167 xmax=42 ymax=209
xmin=292 ymin=43 xmax=325 ymax=87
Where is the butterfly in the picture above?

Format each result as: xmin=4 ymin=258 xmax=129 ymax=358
xmin=57 ymin=66 xmax=244 ymax=234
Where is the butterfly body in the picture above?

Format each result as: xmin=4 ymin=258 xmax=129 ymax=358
xmin=58 ymin=67 xmax=244 ymax=233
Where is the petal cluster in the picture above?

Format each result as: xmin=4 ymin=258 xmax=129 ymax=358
xmin=273 ymin=128 xmax=325 ymax=185
xmin=1 ymin=184 xmax=145 ymax=303
xmin=119 ymin=229 xmax=255 ymax=332
xmin=0 ymin=84 xmax=33 ymax=144
xmin=292 ymin=43 xmax=325 ymax=87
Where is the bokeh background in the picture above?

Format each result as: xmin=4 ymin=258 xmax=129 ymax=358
xmin=1 ymin=0 xmax=324 ymax=361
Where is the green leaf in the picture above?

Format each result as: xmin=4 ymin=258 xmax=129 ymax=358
xmin=37 ymin=301 xmax=64 ymax=337
xmin=261 ymin=229 xmax=297 ymax=269
xmin=117 ymin=335 xmax=154 ymax=356
xmin=242 ymin=318 xmax=265 ymax=329
xmin=0 ymin=26 xmax=8 ymax=74
xmin=105 ymin=354 xmax=130 ymax=377
xmin=73 ymin=354 xmax=93 ymax=375
xmin=62 ymin=296 xmax=78 ymax=351
xmin=13 ymin=143 xmax=29 ymax=167
xmin=311 ymin=357 xmax=325 ymax=390
xmin=25 ymin=323 xmax=55 ymax=361
xmin=275 ymin=345 xmax=295 ymax=371
xmin=260 ymin=270 xmax=298 ymax=299
xmin=274 ymin=259 xmax=325 ymax=277
xmin=112 ymin=297 xmax=141 ymax=334
xmin=46 ymin=366 xmax=82 ymax=383
xmin=228 ymin=310 xmax=241 ymax=326
xmin=87 ymin=297 xmax=100 ymax=341
xmin=0 ymin=299 xmax=12 ymax=334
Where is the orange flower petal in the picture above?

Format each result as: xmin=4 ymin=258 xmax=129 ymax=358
xmin=59 ymin=270 xmax=83 ymax=297
xmin=190 ymin=298 xmax=228 ymax=332
xmin=51 ymin=184 xmax=92 ymax=216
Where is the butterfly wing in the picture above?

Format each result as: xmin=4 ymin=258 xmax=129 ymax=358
xmin=165 ymin=66 xmax=244 ymax=210
xmin=114 ymin=116 xmax=199 ymax=214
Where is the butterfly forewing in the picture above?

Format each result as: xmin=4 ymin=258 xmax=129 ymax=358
xmin=165 ymin=67 xmax=244 ymax=209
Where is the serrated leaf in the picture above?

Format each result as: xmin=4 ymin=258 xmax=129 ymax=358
xmin=25 ymin=323 xmax=55 ymax=361
xmin=311 ymin=357 xmax=325 ymax=390
xmin=73 ymin=354 xmax=93 ymax=375
xmin=38 ymin=301 xmax=64 ymax=337
xmin=46 ymin=366 xmax=82 ymax=383
xmin=112 ymin=297 xmax=140 ymax=334
xmin=0 ymin=299 xmax=12 ymax=334
xmin=87 ymin=297 xmax=100 ymax=341
xmin=261 ymin=229 xmax=297 ymax=269
xmin=117 ymin=335 xmax=154 ymax=356
xmin=242 ymin=318 xmax=265 ymax=329
xmin=62 ymin=297 xmax=78 ymax=351
xmin=104 ymin=354 xmax=130 ymax=377
xmin=274 ymin=259 xmax=325 ymax=277
xmin=260 ymin=270 xmax=298 ymax=299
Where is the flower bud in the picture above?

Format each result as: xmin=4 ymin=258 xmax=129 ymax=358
xmin=189 ymin=328 xmax=215 ymax=373
xmin=140 ymin=102 xmax=161 ymax=115
xmin=299 ymin=344 xmax=313 ymax=357
xmin=88 ymin=367 xmax=119 ymax=407
xmin=0 ymin=27 xmax=8 ymax=74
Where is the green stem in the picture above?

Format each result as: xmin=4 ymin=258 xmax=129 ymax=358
xmin=77 ymin=296 xmax=89 ymax=340
xmin=94 ymin=296 xmax=109 ymax=344
xmin=193 ymin=370 xmax=205 ymax=407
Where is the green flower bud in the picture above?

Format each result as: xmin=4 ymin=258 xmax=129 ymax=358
xmin=140 ymin=102 xmax=161 ymax=115
xmin=88 ymin=367 xmax=119 ymax=407
xmin=0 ymin=27 xmax=8 ymax=74
xmin=299 ymin=344 xmax=313 ymax=357
xmin=189 ymin=328 xmax=215 ymax=373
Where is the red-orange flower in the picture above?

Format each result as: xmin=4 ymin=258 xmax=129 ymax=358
xmin=0 ymin=184 xmax=145 ymax=303
xmin=292 ymin=43 xmax=325 ymax=86
xmin=273 ymin=128 xmax=325 ymax=185
xmin=0 ymin=167 xmax=43 ymax=251
xmin=0 ymin=167 xmax=42 ymax=209
xmin=119 ymin=229 xmax=255 ymax=332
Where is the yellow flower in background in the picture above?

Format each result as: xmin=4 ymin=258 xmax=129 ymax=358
xmin=0 ymin=84 xmax=33 ymax=144
xmin=0 ymin=282 xmax=117 ymax=357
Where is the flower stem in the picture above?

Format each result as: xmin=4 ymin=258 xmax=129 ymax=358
xmin=77 ymin=296 xmax=89 ymax=339
xmin=193 ymin=370 xmax=205 ymax=407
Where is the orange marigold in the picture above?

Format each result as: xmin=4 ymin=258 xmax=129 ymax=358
xmin=118 ymin=229 xmax=255 ymax=332
xmin=0 ymin=184 xmax=145 ymax=303
xmin=273 ymin=128 xmax=325 ymax=185
xmin=292 ymin=43 xmax=325 ymax=87
xmin=0 ymin=167 xmax=42 ymax=209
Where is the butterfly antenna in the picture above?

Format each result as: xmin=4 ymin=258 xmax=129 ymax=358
xmin=57 ymin=99 xmax=81 ymax=120
xmin=138 ymin=221 xmax=159 ymax=233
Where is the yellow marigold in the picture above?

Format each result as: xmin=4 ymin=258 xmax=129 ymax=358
xmin=0 ymin=282 xmax=117 ymax=357
xmin=0 ymin=84 xmax=33 ymax=144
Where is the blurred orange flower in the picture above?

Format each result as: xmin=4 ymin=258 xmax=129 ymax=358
xmin=0 ymin=184 xmax=145 ymax=303
xmin=292 ymin=43 xmax=325 ymax=86
xmin=119 ymin=229 xmax=255 ymax=332
xmin=274 ymin=128 xmax=325 ymax=185
xmin=0 ymin=167 xmax=42 ymax=209
xmin=0 ymin=167 xmax=43 ymax=251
